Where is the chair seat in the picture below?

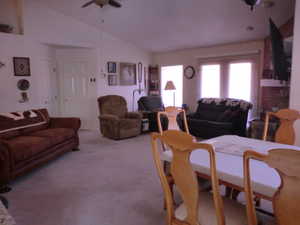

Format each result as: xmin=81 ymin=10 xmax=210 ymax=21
xmin=175 ymin=192 xmax=247 ymax=225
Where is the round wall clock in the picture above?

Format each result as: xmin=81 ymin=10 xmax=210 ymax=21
xmin=184 ymin=66 xmax=195 ymax=79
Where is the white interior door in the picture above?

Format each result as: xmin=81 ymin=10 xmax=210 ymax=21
xmin=58 ymin=59 xmax=97 ymax=130
xmin=39 ymin=60 xmax=59 ymax=116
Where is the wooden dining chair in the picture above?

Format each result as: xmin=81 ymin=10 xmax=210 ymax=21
xmin=158 ymin=107 xmax=212 ymax=196
xmin=151 ymin=130 xmax=247 ymax=225
xmin=157 ymin=107 xmax=189 ymax=135
xmin=244 ymin=149 xmax=300 ymax=225
xmin=262 ymin=109 xmax=300 ymax=145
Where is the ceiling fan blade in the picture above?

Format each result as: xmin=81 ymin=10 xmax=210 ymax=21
xmin=82 ymin=0 xmax=96 ymax=8
xmin=108 ymin=0 xmax=122 ymax=8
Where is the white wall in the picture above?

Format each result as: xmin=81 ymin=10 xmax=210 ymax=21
xmin=24 ymin=1 xmax=101 ymax=48
xmin=0 ymin=33 xmax=55 ymax=111
xmin=0 ymin=0 xmax=151 ymax=116
xmin=98 ymin=32 xmax=151 ymax=111
xmin=289 ymin=0 xmax=300 ymax=146
xmin=153 ymin=40 xmax=264 ymax=111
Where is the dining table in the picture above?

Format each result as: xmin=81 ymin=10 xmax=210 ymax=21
xmin=160 ymin=135 xmax=300 ymax=200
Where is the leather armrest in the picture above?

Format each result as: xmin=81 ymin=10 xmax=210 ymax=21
xmin=126 ymin=112 xmax=142 ymax=120
xmin=49 ymin=117 xmax=81 ymax=131
xmin=187 ymin=112 xmax=198 ymax=119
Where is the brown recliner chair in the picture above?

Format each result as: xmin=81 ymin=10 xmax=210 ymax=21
xmin=97 ymin=95 xmax=142 ymax=140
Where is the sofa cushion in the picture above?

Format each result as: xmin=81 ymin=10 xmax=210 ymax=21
xmin=195 ymin=103 xmax=228 ymax=121
xmin=138 ymin=96 xmax=164 ymax=111
xmin=189 ymin=119 xmax=232 ymax=129
xmin=196 ymin=109 xmax=224 ymax=121
xmin=98 ymin=95 xmax=128 ymax=118
xmin=217 ymin=109 xmax=234 ymax=122
xmin=188 ymin=119 xmax=234 ymax=138
xmin=0 ymin=109 xmax=50 ymax=139
xmin=29 ymin=128 xmax=75 ymax=146
xmin=3 ymin=136 xmax=52 ymax=163
xmin=20 ymin=109 xmax=50 ymax=134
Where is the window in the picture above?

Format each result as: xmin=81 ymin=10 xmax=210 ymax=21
xmin=200 ymin=60 xmax=254 ymax=102
xmin=229 ymin=62 xmax=252 ymax=102
xmin=201 ymin=64 xmax=221 ymax=98
xmin=161 ymin=65 xmax=183 ymax=107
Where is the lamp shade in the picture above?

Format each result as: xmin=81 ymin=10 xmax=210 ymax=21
xmin=164 ymin=81 xmax=176 ymax=90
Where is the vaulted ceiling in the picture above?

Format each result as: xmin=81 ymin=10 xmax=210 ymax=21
xmin=39 ymin=0 xmax=295 ymax=52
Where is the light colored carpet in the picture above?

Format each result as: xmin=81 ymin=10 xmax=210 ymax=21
xmin=5 ymin=131 xmax=273 ymax=225
xmin=6 ymin=131 xmax=165 ymax=225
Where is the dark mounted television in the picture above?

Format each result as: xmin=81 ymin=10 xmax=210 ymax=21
xmin=269 ymin=18 xmax=290 ymax=81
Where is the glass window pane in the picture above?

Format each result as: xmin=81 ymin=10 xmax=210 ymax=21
xmin=229 ymin=63 xmax=252 ymax=102
xmin=201 ymin=64 xmax=220 ymax=98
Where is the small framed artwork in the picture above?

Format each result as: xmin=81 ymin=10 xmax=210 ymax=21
xmin=13 ymin=57 xmax=31 ymax=76
xmin=119 ymin=62 xmax=137 ymax=86
xmin=107 ymin=61 xmax=117 ymax=73
xmin=108 ymin=74 xmax=118 ymax=86
xmin=144 ymin=66 xmax=147 ymax=89
xmin=138 ymin=62 xmax=143 ymax=84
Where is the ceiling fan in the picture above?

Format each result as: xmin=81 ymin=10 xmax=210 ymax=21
xmin=82 ymin=0 xmax=122 ymax=8
xmin=243 ymin=0 xmax=261 ymax=11
xmin=243 ymin=0 xmax=275 ymax=11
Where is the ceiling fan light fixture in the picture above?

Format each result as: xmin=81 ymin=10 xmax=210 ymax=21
xmin=243 ymin=0 xmax=261 ymax=11
xmin=81 ymin=0 xmax=122 ymax=9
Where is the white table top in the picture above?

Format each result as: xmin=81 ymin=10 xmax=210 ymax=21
xmin=161 ymin=135 xmax=300 ymax=198
xmin=0 ymin=201 xmax=15 ymax=225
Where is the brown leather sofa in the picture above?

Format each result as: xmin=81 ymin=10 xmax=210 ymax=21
xmin=0 ymin=109 xmax=81 ymax=186
xmin=97 ymin=95 xmax=142 ymax=140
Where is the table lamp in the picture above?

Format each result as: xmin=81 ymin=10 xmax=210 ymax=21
xmin=164 ymin=80 xmax=176 ymax=106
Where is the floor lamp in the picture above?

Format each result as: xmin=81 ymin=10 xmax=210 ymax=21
xmin=164 ymin=80 xmax=176 ymax=106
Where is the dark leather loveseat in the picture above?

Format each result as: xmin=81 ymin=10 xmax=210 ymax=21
xmin=179 ymin=98 xmax=252 ymax=139
xmin=138 ymin=96 xmax=168 ymax=132
xmin=0 ymin=109 xmax=81 ymax=187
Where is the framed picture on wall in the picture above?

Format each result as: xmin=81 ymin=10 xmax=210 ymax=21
xmin=107 ymin=61 xmax=117 ymax=73
xmin=138 ymin=62 xmax=143 ymax=84
xmin=13 ymin=57 xmax=31 ymax=76
xmin=108 ymin=74 xmax=118 ymax=86
xmin=119 ymin=62 xmax=137 ymax=86
xmin=144 ymin=66 xmax=147 ymax=89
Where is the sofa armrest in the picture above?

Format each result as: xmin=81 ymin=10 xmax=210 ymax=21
xmin=187 ymin=112 xmax=198 ymax=119
xmin=49 ymin=117 xmax=81 ymax=131
xmin=99 ymin=114 xmax=119 ymax=121
xmin=126 ymin=112 xmax=142 ymax=120
xmin=0 ymin=141 xmax=10 ymax=186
